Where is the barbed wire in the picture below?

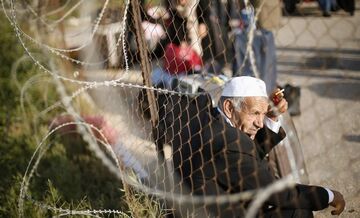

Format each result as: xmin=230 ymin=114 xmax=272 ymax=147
xmin=7 ymin=0 xmax=358 ymax=217
xmin=2 ymin=0 xmax=128 ymax=68
xmin=25 ymin=194 xmax=130 ymax=218
xmin=14 ymin=1 xmax=302 ymax=217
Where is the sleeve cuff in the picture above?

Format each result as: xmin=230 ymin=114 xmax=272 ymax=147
xmin=264 ymin=116 xmax=281 ymax=133
xmin=324 ymin=187 xmax=334 ymax=204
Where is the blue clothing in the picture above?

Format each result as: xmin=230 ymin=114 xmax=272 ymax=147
xmin=318 ymin=0 xmax=337 ymax=13
xmin=232 ymin=29 xmax=277 ymax=94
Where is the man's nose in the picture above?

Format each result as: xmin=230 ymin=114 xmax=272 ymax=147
xmin=254 ymin=116 xmax=264 ymax=129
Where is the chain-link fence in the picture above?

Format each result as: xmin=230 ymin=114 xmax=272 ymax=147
xmin=3 ymin=0 xmax=359 ymax=217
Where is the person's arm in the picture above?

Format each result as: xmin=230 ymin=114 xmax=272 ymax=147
xmin=217 ymin=137 xmax=332 ymax=211
xmin=196 ymin=0 xmax=208 ymax=39
xmin=264 ymin=116 xmax=281 ymax=133
xmin=255 ymin=126 xmax=286 ymax=159
xmin=254 ymin=87 xmax=289 ymax=157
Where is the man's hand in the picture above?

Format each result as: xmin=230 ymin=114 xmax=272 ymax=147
xmin=267 ymin=88 xmax=288 ymax=121
xmin=198 ymin=23 xmax=208 ymax=39
xmin=329 ymin=190 xmax=345 ymax=215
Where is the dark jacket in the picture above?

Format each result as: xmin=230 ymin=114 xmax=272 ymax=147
xmin=155 ymin=93 xmax=329 ymax=217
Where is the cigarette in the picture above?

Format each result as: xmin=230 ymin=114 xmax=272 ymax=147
xmin=275 ymin=89 xmax=285 ymax=96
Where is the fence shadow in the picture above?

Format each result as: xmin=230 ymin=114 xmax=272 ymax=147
xmin=282 ymin=1 xmax=358 ymax=17
xmin=342 ymin=134 xmax=360 ymax=143
xmin=307 ymin=80 xmax=360 ymax=100
xmin=277 ymin=47 xmax=360 ymax=76
xmin=305 ymin=55 xmax=360 ymax=71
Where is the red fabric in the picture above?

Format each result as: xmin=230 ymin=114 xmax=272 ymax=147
xmin=163 ymin=43 xmax=203 ymax=74
xmin=49 ymin=115 xmax=118 ymax=145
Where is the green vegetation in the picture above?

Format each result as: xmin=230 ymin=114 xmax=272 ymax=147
xmin=0 ymin=11 xmax=124 ymax=217
xmin=0 ymin=11 xmax=164 ymax=218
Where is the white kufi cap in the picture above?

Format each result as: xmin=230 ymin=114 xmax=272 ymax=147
xmin=221 ymin=76 xmax=267 ymax=97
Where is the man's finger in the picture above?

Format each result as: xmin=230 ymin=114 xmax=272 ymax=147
xmin=331 ymin=209 xmax=340 ymax=215
xmin=276 ymin=100 xmax=288 ymax=113
xmin=331 ymin=204 xmax=345 ymax=215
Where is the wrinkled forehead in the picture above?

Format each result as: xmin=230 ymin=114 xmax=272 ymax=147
xmin=243 ymin=96 xmax=269 ymax=110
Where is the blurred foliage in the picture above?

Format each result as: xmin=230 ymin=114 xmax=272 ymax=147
xmin=0 ymin=11 xmax=128 ymax=217
xmin=0 ymin=7 xmax=165 ymax=217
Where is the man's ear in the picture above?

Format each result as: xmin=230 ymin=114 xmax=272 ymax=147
xmin=223 ymin=99 xmax=234 ymax=119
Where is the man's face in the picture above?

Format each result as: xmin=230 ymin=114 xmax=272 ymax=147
xmin=230 ymin=97 xmax=269 ymax=140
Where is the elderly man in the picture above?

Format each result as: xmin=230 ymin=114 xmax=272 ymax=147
xmin=154 ymin=76 xmax=345 ymax=217
xmin=217 ymin=76 xmax=288 ymax=158
xmin=213 ymin=76 xmax=345 ymax=217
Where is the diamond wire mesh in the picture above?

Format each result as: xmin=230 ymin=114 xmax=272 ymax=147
xmin=5 ymin=0 xmax=359 ymax=217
